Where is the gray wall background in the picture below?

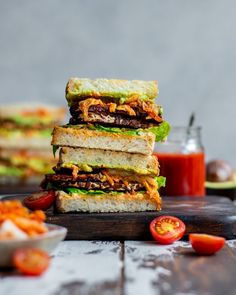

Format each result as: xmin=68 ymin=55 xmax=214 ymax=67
xmin=0 ymin=0 xmax=235 ymax=165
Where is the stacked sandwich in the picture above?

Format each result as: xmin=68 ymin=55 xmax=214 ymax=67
xmin=0 ymin=105 xmax=65 ymax=184
xmin=42 ymin=78 xmax=170 ymax=212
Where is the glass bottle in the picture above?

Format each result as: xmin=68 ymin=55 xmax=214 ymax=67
xmin=154 ymin=126 xmax=205 ymax=196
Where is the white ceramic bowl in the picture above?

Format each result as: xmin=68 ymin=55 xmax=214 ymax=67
xmin=0 ymin=223 xmax=67 ymax=267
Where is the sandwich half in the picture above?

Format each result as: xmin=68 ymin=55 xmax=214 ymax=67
xmin=0 ymin=148 xmax=55 ymax=184
xmin=42 ymin=148 xmax=165 ymax=212
xmin=0 ymin=104 xmax=66 ymax=149
xmin=66 ymin=78 xmax=169 ymax=132
xmin=0 ymin=104 xmax=65 ymax=183
xmin=43 ymin=169 xmax=165 ymax=212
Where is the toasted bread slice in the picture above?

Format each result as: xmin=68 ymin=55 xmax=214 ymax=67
xmin=55 ymin=190 xmax=161 ymax=213
xmin=66 ymin=78 xmax=158 ymax=105
xmin=58 ymin=147 xmax=159 ymax=175
xmin=52 ymin=126 xmax=155 ymax=155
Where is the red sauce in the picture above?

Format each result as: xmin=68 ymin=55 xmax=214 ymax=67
xmin=154 ymin=152 xmax=205 ymax=196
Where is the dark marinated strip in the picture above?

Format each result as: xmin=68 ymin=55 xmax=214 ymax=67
xmin=69 ymin=103 xmax=162 ymax=129
xmin=69 ymin=114 xmax=157 ymax=129
xmin=70 ymin=104 xmax=151 ymax=119
xmin=42 ymin=173 xmax=145 ymax=192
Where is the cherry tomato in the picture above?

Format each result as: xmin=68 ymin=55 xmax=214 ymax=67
xmin=13 ymin=248 xmax=50 ymax=276
xmin=24 ymin=190 xmax=55 ymax=211
xmin=189 ymin=234 xmax=225 ymax=255
xmin=150 ymin=215 xmax=186 ymax=244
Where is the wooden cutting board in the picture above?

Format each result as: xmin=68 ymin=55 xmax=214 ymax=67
xmin=3 ymin=195 xmax=236 ymax=240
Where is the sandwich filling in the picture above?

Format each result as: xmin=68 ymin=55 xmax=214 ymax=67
xmin=69 ymin=98 xmax=163 ymax=129
xmin=0 ymin=150 xmax=55 ymax=177
xmin=0 ymin=119 xmax=56 ymax=131
xmin=42 ymin=169 xmax=165 ymax=206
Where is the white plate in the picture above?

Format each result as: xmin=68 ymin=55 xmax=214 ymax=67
xmin=0 ymin=223 xmax=67 ymax=267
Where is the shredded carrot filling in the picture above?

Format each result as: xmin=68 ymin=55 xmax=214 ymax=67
xmin=78 ymin=98 xmax=163 ymax=122
xmin=79 ymin=99 xmax=104 ymax=120
xmin=102 ymin=170 xmax=115 ymax=186
xmin=116 ymin=105 xmax=136 ymax=116
xmin=142 ymin=178 xmax=161 ymax=207
xmin=0 ymin=200 xmax=48 ymax=237
xmin=71 ymin=165 xmax=80 ymax=179
xmin=108 ymin=103 xmax=117 ymax=113
xmin=102 ymin=171 xmax=162 ymax=208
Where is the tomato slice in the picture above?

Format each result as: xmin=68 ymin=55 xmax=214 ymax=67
xmin=189 ymin=234 xmax=225 ymax=255
xmin=13 ymin=248 xmax=50 ymax=276
xmin=150 ymin=215 xmax=186 ymax=244
xmin=24 ymin=190 xmax=55 ymax=211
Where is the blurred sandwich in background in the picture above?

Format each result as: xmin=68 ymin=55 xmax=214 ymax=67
xmin=0 ymin=104 xmax=66 ymax=187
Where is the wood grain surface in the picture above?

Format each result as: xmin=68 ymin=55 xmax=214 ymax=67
xmin=0 ymin=184 xmax=39 ymax=195
xmin=2 ymin=195 xmax=236 ymax=240
xmin=46 ymin=196 xmax=236 ymax=240
xmin=0 ymin=241 xmax=122 ymax=295
xmin=1 ymin=240 xmax=236 ymax=295
xmin=125 ymin=240 xmax=236 ymax=295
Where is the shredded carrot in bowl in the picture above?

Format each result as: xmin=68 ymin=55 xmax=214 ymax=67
xmin=0 ymin=200 xmax=48 ymax=238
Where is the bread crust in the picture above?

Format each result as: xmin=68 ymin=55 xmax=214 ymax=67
xmin=58 ymin=147 xmax=159 ymax=175
xmin=66 ymin=78 xmax=158 ymax=105
xmin=52 ymin=126 xmax=155 ymax=155
xmin=56 ymin=190 xmax=161 ymax=213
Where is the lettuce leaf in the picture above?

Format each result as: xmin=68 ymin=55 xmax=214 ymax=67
xmin=92 ymin=125 xmax=139 ymax=136
xmin=66 ymin=121 xmax=171 ymax=142
xmin=47 ymin=176 xmax=166 ymax=194
xmin=154 ymin=176 xmax=166 ymax=188
xmin=91 ymin=122 xmax=171 ymax=142
xmin=65 ymin=187 xmax=106 ymax=195
xmin=0 ymin=165 xmax=23 ymax=177
xmin=148 ymin=121 xmax=171 ymax=142
xmin=39 ymin=129 xmax=52 ymax=137
xmin=8 ymin=115 xmax=52 ymax=126
xmin=52 ymin=145 xmax=59 ymax=158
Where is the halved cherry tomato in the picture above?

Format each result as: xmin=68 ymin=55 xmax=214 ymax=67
xmin=13 ymin=248 xmax=50 ymax=276
xmin=150 ymin=215 xmax=186 ymax=244
xmin=189 ymin=234 xmax=225 ymax=255
xmin=24 ymin=190 xmax=55 ymax=211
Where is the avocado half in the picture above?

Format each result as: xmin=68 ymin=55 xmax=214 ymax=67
xmin=206 ymin=173 xmax=236 ymax=200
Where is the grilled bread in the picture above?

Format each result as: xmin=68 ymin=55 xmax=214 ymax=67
xmin=66 ymin=78 xmax=158 ymax=105
xmin=56 ymin=190 xmax=160 ymax=213
xmin=58 ymin=147 xmax=159 ymax=175
xmin=52 ymin=125 xmax=155 ymax=155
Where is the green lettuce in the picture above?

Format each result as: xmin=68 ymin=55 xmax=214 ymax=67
xmin=39 ymin=129 xmax=52 ymax=137
xmin=8 ymin=115 xmax=51 ymax=126
xmin=47 ymin=175 xmax=166 ymax=194
xmin=90 ymin=124 xmax=138 ymax=136
xmin=65 ymin=188 xmax=106 ymax=195
xmin=66 ymin=121 xmax=171 ymax=142
xmin=53 ymin=145 xmax=59 ymax=158
xmin=0 ymin=165 xmax=23 ymax=177
xmin=148 ymin=122 xmax=171 ymax=142
xmin=154 ymin=176 xmax=166 ymax=188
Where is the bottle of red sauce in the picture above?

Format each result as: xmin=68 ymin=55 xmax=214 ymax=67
xmin=154 ymin=126 xmax=205 ymax=196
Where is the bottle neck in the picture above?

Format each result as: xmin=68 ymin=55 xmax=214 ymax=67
xmin=155 ymin=126 xmax=203 ymax=154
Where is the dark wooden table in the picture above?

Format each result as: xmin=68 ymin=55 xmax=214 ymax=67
xmin=1 ymin=239 xmax=236 ymax=295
